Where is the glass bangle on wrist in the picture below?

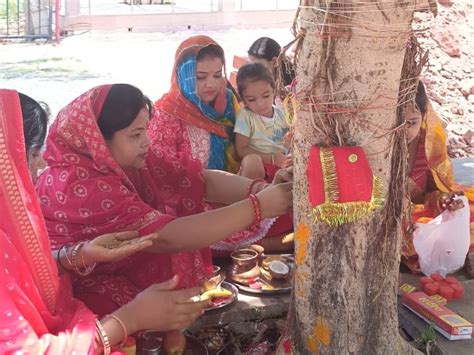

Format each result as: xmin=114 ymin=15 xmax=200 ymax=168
xmin=71 ymin=241 xmax=96 ymax=276
xmin=105 ymin=314 xmax=128 ymax=347
xmin=95 ymin=319 xmax=111 ymax=355
xmin=248 ymin=194 xmax=262 ymax=225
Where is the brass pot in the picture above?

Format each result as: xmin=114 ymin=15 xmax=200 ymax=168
xmin=228 ymin=249 xmax=261 ymax=284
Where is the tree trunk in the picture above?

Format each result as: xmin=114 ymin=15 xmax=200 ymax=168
xmin=284 ymin=1 xmax=423 ymax=353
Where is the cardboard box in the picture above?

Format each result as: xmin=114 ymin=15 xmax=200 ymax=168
xmin=402 ymin=292 xmax=473 ymax=340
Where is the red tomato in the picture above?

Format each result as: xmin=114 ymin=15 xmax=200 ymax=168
xmin=424 ymin=283 xmax=439 ymax=296
xmin=430 ymin=273 xmax=444 ymax=282
xmin=438 ymin=280 xmax=449 ymax=288
xmin=451 ymin=283 xmax=464 ymax=299
xmin=445 ymin=276 xmax=459 ymax=285
xmin=419 ymin=276 xmax=432 ymax=287
xmin=439 ymin=286 xmax=454 ymax=301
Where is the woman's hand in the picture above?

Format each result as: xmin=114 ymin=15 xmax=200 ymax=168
xmin=272 ymin=166 xmax=293 ymax=184
xmin=438 ymin=191 xmax=465 ymax=212
xmin=82 ymin=231 xmax=158 ymax=265
xmin=115 ymin=275 xmax=209 ymax=334
xmin=257 ymin=182 xmax=293 ymax=218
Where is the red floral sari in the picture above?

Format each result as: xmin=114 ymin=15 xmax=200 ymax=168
xmin=36 ymin=85 xmax=212 ymax=316
xmin=0 ymin=89 xmax=96 ymax=353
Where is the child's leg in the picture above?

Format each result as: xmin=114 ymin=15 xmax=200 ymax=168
xmin=239 ymin=154 xmax=265 ymax=179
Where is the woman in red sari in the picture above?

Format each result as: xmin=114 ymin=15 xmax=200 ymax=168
xmin=150 ymin=35 xmax=294 ymax=252
xmin=36 ymin=83 xmax=292 ymax=316
xmin=0 ymin=89 xmax=208 ymax=354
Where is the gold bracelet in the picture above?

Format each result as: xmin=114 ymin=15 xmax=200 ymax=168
xmin=105 ymin=314 xmax=128 ymax=347
xmin=95 ymin=319 xmax=111 ymax=355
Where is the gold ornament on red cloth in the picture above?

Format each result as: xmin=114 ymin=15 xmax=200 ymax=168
xmin=307 ymin=146 xmax=384 ymax=226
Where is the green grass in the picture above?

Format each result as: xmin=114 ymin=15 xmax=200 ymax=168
xmin=0 ymin=0 xmax=24 ymax=19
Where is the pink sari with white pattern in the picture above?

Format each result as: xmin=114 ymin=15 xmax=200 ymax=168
xmin=36 ymin=85 xmax=212 ymax=317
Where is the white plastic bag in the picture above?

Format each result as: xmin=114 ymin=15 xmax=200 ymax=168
xmin=413 ymin=196 xmax=470 ymax=277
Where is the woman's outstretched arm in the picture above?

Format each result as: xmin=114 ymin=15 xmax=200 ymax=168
xmin=147 ymin=182 xmax=292 ymax=253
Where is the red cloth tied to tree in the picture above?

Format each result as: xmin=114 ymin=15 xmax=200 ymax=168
xmin=307 ymin=146 xmax=384 ymax=226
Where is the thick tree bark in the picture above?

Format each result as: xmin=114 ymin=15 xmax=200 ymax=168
xmin=284 ymin=1 xmax=422 ymax=354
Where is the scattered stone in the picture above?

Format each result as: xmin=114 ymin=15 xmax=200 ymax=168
xmin=463 ymin=130 xmax=474 ymax=147
xmin=441 ymin=70 xmax=452 ymax=79
xmin=437 ymin=0 xmax=453 ymax=7
xmin=431 ymin=27 xmax=462 ymax=57
xmin=430 ymin=91 xmax=446 ymax=105
xmin=459 ymin=79 xmax=474 ymax=98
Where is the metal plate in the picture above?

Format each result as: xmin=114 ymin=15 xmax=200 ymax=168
xmin=232 ymin=280 xmax=292 ymax=295
xmin=227 ymin=254 xmax=294 ymax=295
xmin=205 ymin=281 xmax=239 ymax=312
xmin=137 ymin=332 xmax=208 ymax=355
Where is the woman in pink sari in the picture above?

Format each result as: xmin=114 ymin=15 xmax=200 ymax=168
xmin=0 ymin=89 xmax=208 ymax=354
xmin=36 ymin=84 xmax=292 ymax=316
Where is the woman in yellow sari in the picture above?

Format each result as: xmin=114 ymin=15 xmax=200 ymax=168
xmin=402 ymin=81 xmax=474 ymax=276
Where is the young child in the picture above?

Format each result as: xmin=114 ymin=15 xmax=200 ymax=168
xmin=234 ymin=62 xmax=290 ymax=180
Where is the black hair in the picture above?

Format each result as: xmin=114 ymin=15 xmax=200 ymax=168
xmin=248 ymin=37 xmax=295 ymax=87
xmin=97 ymin=84 xmax=153 ymax=140
xmin=248 ymin=37 xmax=281 ymax=61
xmin=196 ymin=44 xmax=225 ymax=63
xmin=415 ymin=81 xmax=428 ymax=116
xmin=19 ymin=92 xmax=49 ymax=154
xmin=236 ymin=62 xmax=275 ymax=98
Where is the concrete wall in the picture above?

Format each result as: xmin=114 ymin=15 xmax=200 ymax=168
xmin=60 ymin=9 xmax=295 ymax=32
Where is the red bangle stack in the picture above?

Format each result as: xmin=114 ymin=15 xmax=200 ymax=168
xmin=247 ymin=178 xmax=266 ymax=196
xmin=248 ymin=194 xmax=262 ymax=225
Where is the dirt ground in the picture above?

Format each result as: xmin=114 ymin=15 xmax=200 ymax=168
xmin=0 ymin=27 xmax=293 ymax=116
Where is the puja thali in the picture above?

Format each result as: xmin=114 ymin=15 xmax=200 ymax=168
xmin=205 ymin=281 xmax=238 ymax=311
xmin=227 ymin=253 xmax=294 ymax=295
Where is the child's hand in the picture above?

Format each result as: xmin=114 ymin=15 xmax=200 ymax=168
xmin=272 ymin=166 xmax=293 ymax=184
xmin=283 ymin=131 xmax=293 ymax=150
xmin=274 ymin=153 xmax=290 ymax=168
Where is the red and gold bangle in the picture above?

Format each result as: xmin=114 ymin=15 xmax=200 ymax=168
xmin=247 ymin=178 xmax=266 ymax=196
xmin=95 ymin=319 xmax=111 ymax=355
xmin=105 ymin=314 xmax=128 ymax=347
xmin=248 ymin=194 xmax=262 ymax=224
